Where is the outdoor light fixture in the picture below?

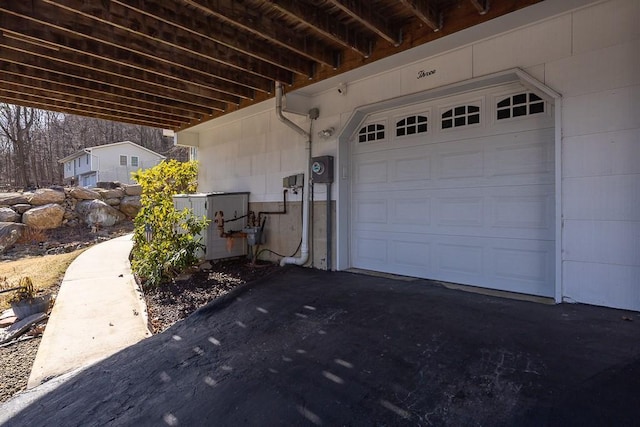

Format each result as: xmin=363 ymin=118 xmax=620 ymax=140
xmin=318 ymin=127 xmax=335 ymax=139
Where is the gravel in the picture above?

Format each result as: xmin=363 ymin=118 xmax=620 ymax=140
xmin=0 ymin=337 xmax=41 ymax=403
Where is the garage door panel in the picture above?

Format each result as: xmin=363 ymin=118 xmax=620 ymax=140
xmin=391 ymin=197 xmax=431 ymax=226
xmin=354 ymin=159 xmax=388 ymax=185
xmin=436 ymin=196 xmax=484 ymax=227
xmin=437 ymin=241 xmax=484 ymax=276
xmin=489 ymin=240 xmax=554 ymax=296
xmin=353 ymin=236 xmax=388 ymax=265
xmin=354 ymin=198 xmax=388 ymax=224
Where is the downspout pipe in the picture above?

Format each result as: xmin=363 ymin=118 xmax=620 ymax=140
xmin=275 ymin=81 xmax=311 ymax=267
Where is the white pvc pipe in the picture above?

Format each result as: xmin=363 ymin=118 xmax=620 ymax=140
xmin=275 ymin=82 xmax=311 ymax=267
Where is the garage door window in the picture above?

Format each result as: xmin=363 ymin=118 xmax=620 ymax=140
xmin=496 ymin=92 xmax=545 ymax=120
xmin=396 ymin=115 xmax=428 ymax=137
xmin=358 ymin=123 xmax=385 ymax=143
xmin=441 ymin=104 xmax=480 ymax=129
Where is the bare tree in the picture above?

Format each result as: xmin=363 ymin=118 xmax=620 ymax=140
xmin=0 ymin=104 xmax=187 ymax=189
xmin=0 ymin=104 xmax=40 ymax=188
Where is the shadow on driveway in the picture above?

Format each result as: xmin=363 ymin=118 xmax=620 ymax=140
xmin=3 ymin=267 xmax=640 ymax=426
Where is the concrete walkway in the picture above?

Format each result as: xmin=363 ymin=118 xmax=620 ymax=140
xmin=27 ymin=234 xmax=150 ymax=388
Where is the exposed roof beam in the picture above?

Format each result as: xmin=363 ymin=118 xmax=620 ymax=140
xmin=110 ymin=0 xmax=314 ymax=77
xmin=42 ymin=0 xmax=292 ymax=88
xmin=0 ymin=90 xmax=178 ymax=129
xmin=262 ymin=0 xmax=373 ymax=58
xmin=398 ymin=0 xmax=443 ymax=32
xmin=0 ymin=45 xmax=228 ymax=112
xmin=0 ymin=61 xmax=217 ymax=117
xmin=180 ymin=0 xmax=339 ymax=68
xmin=470 ymin=0 xmax=490 ymax=15
xmin=0 ymin=74 xmax=202 ymax=123
xmin=0 ymin=82 xmax=188 ymax=127
xmin=3 ymin=1 xmax=272 ymax=96
xmin=325 ymin=0 xmax=401 ymax=46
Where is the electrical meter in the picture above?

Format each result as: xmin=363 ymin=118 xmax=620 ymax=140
xmin=311 ymin=156 xmax=334 ymax=183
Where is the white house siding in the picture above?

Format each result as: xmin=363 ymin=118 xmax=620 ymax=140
xmin=90 ymin=143 xmax=164 ymax=184
xmin=186 ymin=0 xmax=640 ymax=311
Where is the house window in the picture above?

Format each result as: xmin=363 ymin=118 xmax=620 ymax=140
xmin=496 ymin=92 xmax=545 ymax=120
xmin=66 ymin=163 xmax=71 ymax=172
xmin=441 ymin=104 xmax=480 ymax=129
xmin=358 ymin=123 xmax=385 ymax=143
xmin=131 ymin=156 xmax=139 ymax=167
xmin=396 ymin=115 xmax=428 ymax=137
xmin=86 ymin=154 xmax=89 ymax=165
xmin=120 ymin=155 xmax=127 ymax=166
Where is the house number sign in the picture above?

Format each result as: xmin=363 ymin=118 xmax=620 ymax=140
xmin=417 ymin=69 xmax=436 ymax=79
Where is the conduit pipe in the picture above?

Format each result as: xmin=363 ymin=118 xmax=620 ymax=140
xmin=275 ymin=81 xmax=312 ymax=267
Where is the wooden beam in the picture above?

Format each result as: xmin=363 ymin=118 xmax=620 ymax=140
xmin=470 ymin=0 xmax=490 ymax=15
xmin=179 ymin=0 xmax=339 ymax=68
xmin=1 ymin=2 xmax=269 ymax=97
xmin=325 ymin=0 xmax=401 ymax=46
xmin=0 ymin=61 xmax=217 ymax=117
xmin=0 ymin=90 xmax=179 ymax=129
xmin=262 ymin=0 xmax=373 ymax=58
xmin=398 ymin=0 xmax=443 ymax=32
xmin=0 ymin=79 xmax=197 ymax=125
xmin=0 ymin=45 xmax=229 ymax=112
xmin=41 ymin=0 xmax=292 ymax=88
xmin=108 ymin=0 xmax=314 ymax=77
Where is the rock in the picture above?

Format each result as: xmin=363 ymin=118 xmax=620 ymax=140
xmin=0 ymin=222 xmax=25 ymax=252
xmin=22 ymin=204 xmax=65 ymax=229
xmin=104 ymin=198 xmax=121 ymax=206
xmin=123 ymin=184 xmax=142 ymax=196
xmin=0 ymin=192 xmax=27 ymax=205
xmin=96 ymin=181 xmax=121 ymax=189
xmin=119 ymin=196 xmax=141 ymax=218
xmin=76 ymin=199 xmax=127 ymax=227
xmin=12 ymin=204 xmax=32 ymax=214
xmin=0 ymin=207 xmax=20 ymax=222
xmin=103 ymin=188 xmax=125 ymax=199
xmin=27 ymin=188 xmax=66 ymax=206
xmin=69 ymin=187 xmax=101 ymax=200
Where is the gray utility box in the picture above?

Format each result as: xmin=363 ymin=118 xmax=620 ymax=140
xmin=173 ymin=192 xmax=249 ymax=260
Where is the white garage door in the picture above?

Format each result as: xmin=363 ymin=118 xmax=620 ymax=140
xmin=350 ymin=84 xmax=555 ymax=297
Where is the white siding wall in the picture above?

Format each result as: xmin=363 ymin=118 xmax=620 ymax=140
xmin=190 ymin=0 xmax=640 ymax=311
xmin=91 ymin=143 xmax=164 ymax=184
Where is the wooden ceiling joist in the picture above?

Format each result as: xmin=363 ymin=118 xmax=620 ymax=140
xmin=325 ymin=0 xmax=402 ymax=46
xmin=180 ymin=0 xmax=339 ymax=68
xmin=398 ymin=0 xmax=443 ymax=32
xmin=470 ymin=0 xmax=491 ymax=15
xmin=264 ymin=0 xmax=373 ymax=58
xmin=0 ymin=0 xmax=543 ymax=130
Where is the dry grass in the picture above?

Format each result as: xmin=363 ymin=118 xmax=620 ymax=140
xmin=0 ymin=249 xmax=85 ymax=311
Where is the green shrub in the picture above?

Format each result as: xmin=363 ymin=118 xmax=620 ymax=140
xmin=131 ymin=160 xmax=209 ymax=287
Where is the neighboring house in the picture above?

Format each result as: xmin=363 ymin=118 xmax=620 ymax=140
xmin=59 ymin=141 xmax=165 ymax=187
xmin=177 ymin=0 xmax=640 ymax=312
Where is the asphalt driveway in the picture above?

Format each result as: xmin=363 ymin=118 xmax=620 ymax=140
xmin=3 ymin=267 xmax=639 ymax=426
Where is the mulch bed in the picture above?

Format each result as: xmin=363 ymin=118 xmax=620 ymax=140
xmin=142 ymin=259 xmax=280 ymax=333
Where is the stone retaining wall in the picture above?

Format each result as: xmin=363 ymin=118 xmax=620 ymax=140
xmin=0 ymin=184 xmax=141 ymax=253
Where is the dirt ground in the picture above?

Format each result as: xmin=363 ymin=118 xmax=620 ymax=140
xmin=0 ymin=222 xmax=280 ymax=403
